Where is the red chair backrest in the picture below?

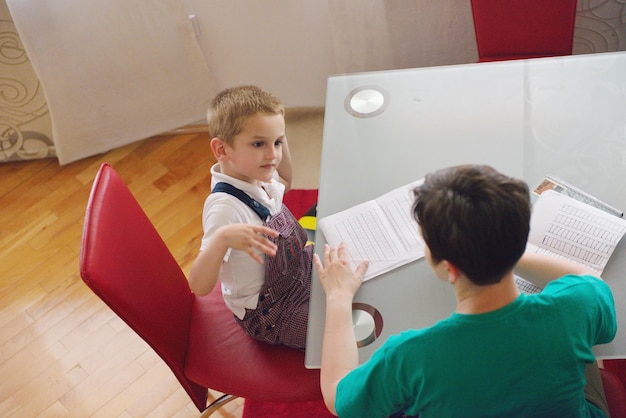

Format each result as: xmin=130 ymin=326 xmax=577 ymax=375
xmin=471 ymin=0 xmax=577 ymax=62
xmin=79 ymin=163 xmax=208 ymax=410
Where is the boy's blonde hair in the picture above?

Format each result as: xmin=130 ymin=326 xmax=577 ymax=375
xmin=207 ymin=85 xmax=285 ymax=145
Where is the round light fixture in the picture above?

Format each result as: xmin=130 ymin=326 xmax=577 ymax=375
xmin=345 ymin=86 xmax=388 ymax=118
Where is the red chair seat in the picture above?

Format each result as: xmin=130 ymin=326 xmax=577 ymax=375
xmin=186 ymin=287 xmax=321 ymax=402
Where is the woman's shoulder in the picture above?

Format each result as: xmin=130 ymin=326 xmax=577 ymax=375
xmin=543 ymin=274 xmax=609 ymax=297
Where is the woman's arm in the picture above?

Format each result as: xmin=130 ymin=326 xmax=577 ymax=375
xmin=314 ymin=243 xmax=369 ymax=415
xmin=514 ymin=249 xmax=597 ymax=289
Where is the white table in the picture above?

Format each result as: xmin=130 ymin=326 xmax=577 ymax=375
xmin=305 ymin=51 xmax=626 ymax=368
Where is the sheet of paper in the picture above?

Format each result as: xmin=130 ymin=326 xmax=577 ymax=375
xmin=318 ymin=180 xmax=425 ymax=281
xmin=528 ymin=190 xmax=626 ymax=275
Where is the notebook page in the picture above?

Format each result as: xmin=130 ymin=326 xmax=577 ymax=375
xmin=528 ymin=190 xmax=626 ymax=275
xmin=318 ymin=180 xmax=425 ymax=281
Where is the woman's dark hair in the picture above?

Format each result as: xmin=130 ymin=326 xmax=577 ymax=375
xmin=412 ymin=165 xmax=531 ymax=285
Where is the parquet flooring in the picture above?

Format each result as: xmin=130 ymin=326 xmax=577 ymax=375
xmin=0 ymin=107 xmax=323 ymax=417
xmin=0 ymin=132 xmax=244 ymax=417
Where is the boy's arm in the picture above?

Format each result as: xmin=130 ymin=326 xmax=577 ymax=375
xmin=277 ymin=137 xmax=293 ymax=192
xmin=314 ymin=244 xmax=369 ymax=415
xmin=188 ymin=234 xmax=230 ymax=296
xmin=514 ymin=250 xmax=597 ymax=288
xmin=188 ymin=224 xmax=278 ymax=296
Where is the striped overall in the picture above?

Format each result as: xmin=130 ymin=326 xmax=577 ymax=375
xmin=212 ymin=182 xmax=313 ymax=349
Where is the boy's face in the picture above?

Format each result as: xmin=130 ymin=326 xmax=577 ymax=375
xmin=219 ymin=112 xmax=285 ymax=185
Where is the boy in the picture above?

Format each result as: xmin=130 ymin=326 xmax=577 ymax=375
xmin=314 ymin=165 xmax=616 ymax=417
xmin=189 ymin=85 xmax=312 ymax=349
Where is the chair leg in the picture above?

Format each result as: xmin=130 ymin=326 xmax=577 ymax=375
xmin=200 ymin=393 xmax=240 ymax=417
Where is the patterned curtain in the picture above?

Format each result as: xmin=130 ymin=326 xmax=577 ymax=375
xmin=1 ymin=0 xmax=55 ymax=163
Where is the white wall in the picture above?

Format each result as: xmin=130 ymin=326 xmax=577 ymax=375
xmin=180 ymin=1 xmax=480 ymax=107
xmin=182 ymin=0 xmax=336 ymax=107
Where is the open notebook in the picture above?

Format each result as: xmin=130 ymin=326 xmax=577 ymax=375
xmin=319 ymin=180 xmax=626 ymax=285
xmin=318 ymin=180 xmax=424 ymax=281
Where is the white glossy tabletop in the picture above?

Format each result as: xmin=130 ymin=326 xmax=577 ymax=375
xmin=305 ymin=52 xmax=626 ymax=368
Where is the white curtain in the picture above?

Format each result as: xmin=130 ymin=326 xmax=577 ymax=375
xmin=6 ymin=0 xmax=216 ymax=164
xmin=328 ymin=0 xmax=478 ymax=74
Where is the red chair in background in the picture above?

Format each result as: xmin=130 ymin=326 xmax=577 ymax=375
xmin=600 ymin=367 xmax=626 ymax=418
xmin=470 ymin=0 xmax=577 ymax=62
xmin=601 ymin=360 xmax=626 ymax=418
xmin=79 ymin=163 xmax=322 ymax=416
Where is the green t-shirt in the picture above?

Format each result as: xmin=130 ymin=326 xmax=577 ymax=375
xmin=336 ymin=275 xmax=616 ymax=418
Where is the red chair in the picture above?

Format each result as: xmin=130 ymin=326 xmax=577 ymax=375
xmin=600 ymin=366 xmax=626 ymax=418
xmin=470 ymin=0 xmax=577 ymax=62
xmin=603 ymin=359 xmax=626 ymax=388
xmin=79 ymin=163 xmax=321 ymax=416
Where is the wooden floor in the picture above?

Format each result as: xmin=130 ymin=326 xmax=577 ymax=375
xmin=0 ymin=132 xmax=246 ymax=417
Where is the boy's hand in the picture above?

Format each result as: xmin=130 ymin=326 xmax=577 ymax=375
xmin=218 ymin=224 xmax=278 ymax=264
xmin=314 ymin=243 xmax=369 ymax=302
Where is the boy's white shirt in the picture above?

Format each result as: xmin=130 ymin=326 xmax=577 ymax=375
xmin=200 ymin=163 xmax=285 ymax=319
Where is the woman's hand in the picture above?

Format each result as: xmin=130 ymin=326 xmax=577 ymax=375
xmin=314 ymin=243 xmax=369 ymax=302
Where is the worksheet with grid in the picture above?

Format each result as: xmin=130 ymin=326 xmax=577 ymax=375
xmin=318 ymin=179 xmax=425 ymax=281
xmin=528 ymin=190 xmax=626 ymax=275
